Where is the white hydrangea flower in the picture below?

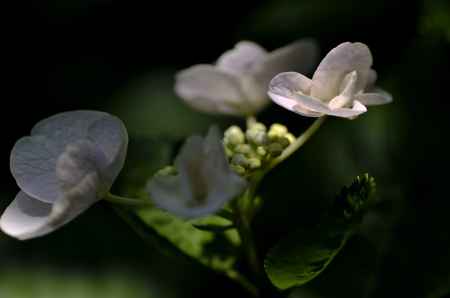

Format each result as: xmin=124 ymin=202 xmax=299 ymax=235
xmin=175 ymin=39 xmax=319 ymax=116
xmin=0 ymin=111 xmax=128 ymax=240
xmin=147 ymin=127 xmax=246 ymax=218
xmin=268 ymin=42 xmax=392 ymax=119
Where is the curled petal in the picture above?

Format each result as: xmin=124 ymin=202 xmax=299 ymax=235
xmin=355 ymin=88 xmax=393 ymax=106
xmin=329 ymin=71 xmax=358 ymax=109
xmin=269 ymin=72 xmax=312 ymax=95
xmin=311 ymin=42 xmax=373 ymax=101
xmin=0 ymin=192 xmax=53 ymax=240
xmin=0 ymin=183 xmax=99 ymax=240
xmin=56 ymin=140 xmax=107 ymax=194
xmin=327 ymin=100 xmax=368 ymax=119
xmin=268 ymin=72 xmax=322 ymax=116
xmin=216 ymin=41 xmax=267 ymax=76
xmin=175 ymin=65 xmax=247 ymax=115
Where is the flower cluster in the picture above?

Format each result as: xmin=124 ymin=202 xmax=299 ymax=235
xmin=224 ymin=122 xmax=295 ymax=176
xmin=0 ymin=40 xmax=393 ymax=242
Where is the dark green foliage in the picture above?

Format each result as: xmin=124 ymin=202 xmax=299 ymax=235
xmin=264 ymin=175 xmax=376 ymax=290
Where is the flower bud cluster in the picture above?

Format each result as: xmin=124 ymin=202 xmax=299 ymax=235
xmin=223 ymin=121 xmax=295 ymax=176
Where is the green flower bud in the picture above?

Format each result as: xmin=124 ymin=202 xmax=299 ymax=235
xmin=267 ymin=143 xmax=284 ymax=157
xmin=268 ymin=123 xmax=288 ymax=139
xmin=224 ymin=125 xmax=245 ymax=147
xmin=231 ymin=153 xmax=249 ymax=167
xmin=285 ymin=133 xmax=296 ymax=144
xmin=224 ymin=146 xmax=233 ymax=158
xmin=235 ymin=144 xmax=252 ymax=155
xmin=278 ymin=137 xmax=290 ymax=149
xmin=248 ymin=158 xmax=262 ymax=169
xmin=248 ymin=122 xmax=266 ymax=132
xmin=231 ymin=164 xmax=246 ymax=175
xmin=247 ymin=130 xmax=267 ymax=146
xmin=256 ymin=146 xmax=266 ymax=157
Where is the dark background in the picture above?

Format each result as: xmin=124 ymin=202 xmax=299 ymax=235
xmin=2 ymin=0 xmax=449 ymax=297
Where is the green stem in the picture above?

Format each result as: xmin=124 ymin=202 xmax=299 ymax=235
xmin=268 ymin=116 xmax=327 ymax=171
xmin=227 ymin=270 xmax=259 ymax=297
xmin=234 ymin=190 xmax=262 ymax=281
xmin=104 ymin=193 xmax=152 ymax=207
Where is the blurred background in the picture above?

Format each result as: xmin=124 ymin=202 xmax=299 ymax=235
xmin=2 ymin=0 xmax=449 ymax=297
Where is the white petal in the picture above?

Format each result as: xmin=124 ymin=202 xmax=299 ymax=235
xmin=1 ymin=169 xmax=100 ymax=241
xmin=55 ymin=140 xmax=107 ymax=193
xmin=148 ymin=127 xmax=246 ymax=218
xmin=87 ymin=115 xmax=128 ymax=184
xmin=238 ymin=75 xmax=270 ymax=113
xmin=252 ymin=39 xmax=319 ymax=87
xmin=269 ymin=72 xmax=312 ymax=95
xmin=31 ymin=111 xmax=108 ymax=147
xmin=292 ymin=104 xmax=324 ymax=117
xmin=11 ymin=111 xmax=126 ymax=203
xmin=268 ymin=72 xmax=323 ymax=117
xmin=355 ymin=88 xmax=393 ymax=106
xmin=326 ymin=100 xmax=367 ymax=119
xmin=0 ymin=192 xmax=53 ymax=240
xmin=147 ymin=174 xmax=186 ymax=214
xmin=311 ymin=42 xmax=373 ymax=101
xmin=274 ymin=90 xmax=367 ymax=119
xmin=216 ymin=41 xmax=268 ymax=76
xmin=268 ymin=92 xmax=323 ymax=117
xmin=10 ymin=136 xmax=61 ymax=203
xmin=329 ymin=71 xmax=358 ymax=109
xmin=175 ymin=65 xmax=247 ymax=115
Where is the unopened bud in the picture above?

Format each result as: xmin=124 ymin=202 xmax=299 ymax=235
xmin=248 ymin=122 xmax=266 ymax=132
xmin=267 ymin=143 xmax=284 ymax=157
xmin=256 ymin=146 xmax=266 ymax=157
xmin=248 ymin=158 xmax=262 ymax=169
xmin=278 ymin=137 xmax=290 ymax=149
xmin=285 ymin=133 xmax=296 ymax=144
xmin=224 ymin=125 xmax=245 ymax=147
xmin=247 ymin=130 xmax=267 ymax=146
xmin=231 ymin=153 xmax=249 ymax=167
xmin=268 ymin=123 xmax=288 ymax=139
xmin=231 ymin=164 xmax=246 ymax=175
xmin=235 ymin=144 xmax=252 ymax=155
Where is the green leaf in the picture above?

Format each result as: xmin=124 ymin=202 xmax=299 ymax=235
xmin=136 ymin=208 xmax=240 ymax=274
xmin=191 ymin=216 xmax=236 ymax=232
xmin=264 ymin=225 xmax=350 ymax=290
xmin=264 ymin=174 xmax=376 ymax=290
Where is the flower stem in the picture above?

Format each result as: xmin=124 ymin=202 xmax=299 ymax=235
xmin=227 ymin=270 xmax=259 ymax=297
xmin=104 ymin=193 xmax=152 ymax=207
xmin=234 ymin=189 xmax=262 ymax=282
xmin=268 ymin=116 xmax=327 ymax=171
